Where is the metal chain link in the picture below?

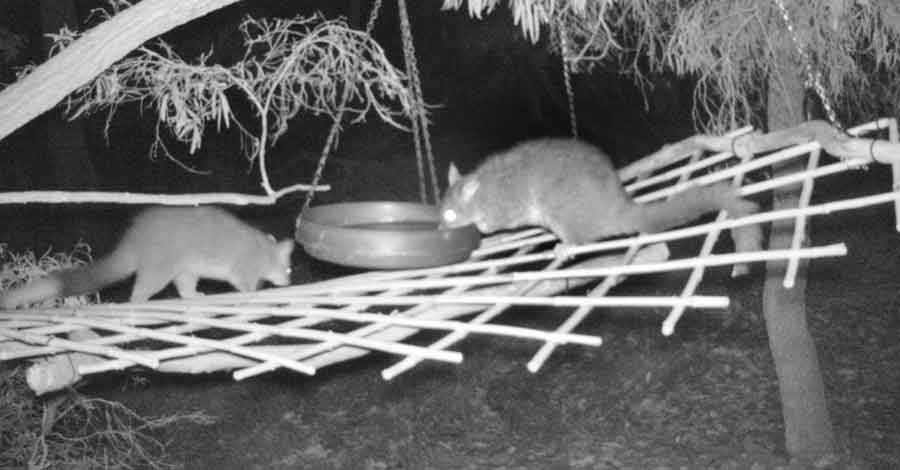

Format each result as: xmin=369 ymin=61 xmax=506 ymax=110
xmin=772 ymin=0 xmax=843 ymax=129
xmin=398 ymin=0 xmax=440 ymax=204
xmin=559 ymin=24 xmax=579 ymax=139
xmin=365 ymin=0 xmax=383 ymax=34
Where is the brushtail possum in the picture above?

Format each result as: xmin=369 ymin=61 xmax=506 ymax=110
xmin=0 ymin=206 xmax=295 ymax=309
xmin=439 ymin=138 xmax=762 ymax=268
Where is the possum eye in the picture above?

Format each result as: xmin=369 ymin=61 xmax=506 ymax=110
xmin=442 ymin=208 xmax=458 ymax=225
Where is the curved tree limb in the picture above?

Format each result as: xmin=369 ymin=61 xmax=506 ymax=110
xmin=0 ymin=0 xmax=242 ymax=142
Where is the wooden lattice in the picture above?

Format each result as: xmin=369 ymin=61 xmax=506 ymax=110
xmin=2 ymin=118 xmax=899 ymax=395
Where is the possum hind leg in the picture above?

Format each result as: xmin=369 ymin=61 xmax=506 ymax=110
xmin=129 ymin=270 xmax=174 ymax=302
xmin=543 ymin=216 xmax=598 ymax=259
xmin=543 ymin=214 xmax=598 ymax=246
xmin=173 ymin=273 xmax=201 ymax=298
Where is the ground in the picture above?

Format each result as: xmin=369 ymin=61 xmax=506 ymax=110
xmin=2 ymin=119 xmax=900 ymax=470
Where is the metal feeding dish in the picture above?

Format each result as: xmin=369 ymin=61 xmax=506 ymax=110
xmin=296 ymin=202 xmax=480 ymax=269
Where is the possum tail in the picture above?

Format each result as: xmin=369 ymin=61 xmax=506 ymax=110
xmin=633 ymin=181 xmax=763 ymax=276
xmin=0 ymin=249 xmax=136 ymax=309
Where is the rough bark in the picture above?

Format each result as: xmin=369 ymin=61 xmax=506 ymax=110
xmin=764 ymin=51 xmax=835 ymax=459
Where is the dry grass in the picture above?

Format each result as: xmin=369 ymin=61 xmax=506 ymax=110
xmin=0 ymin=242 xmax=96 ymax=308
xmin=0 ymin=365 xmax=215 ymax=470
xmin=0 ymin=243 xmax=216 ymax=470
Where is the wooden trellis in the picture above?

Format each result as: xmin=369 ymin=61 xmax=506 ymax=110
xmin=2 ymin=118 xmax=899 ymax=395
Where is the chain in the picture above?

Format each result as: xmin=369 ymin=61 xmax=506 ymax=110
xmin=301 ymin=0 xmax=385 ymax=215
xmin=559 ymin=23 xmax=579 ymax=139
xmin=772 ymin=0 xmax=842 ymax=129
xmin=365 ymin=0 xmax=383 ymax=34
xmin=398 ymin=0 xmax=439 ymax=204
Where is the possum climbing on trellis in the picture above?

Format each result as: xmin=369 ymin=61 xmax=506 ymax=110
xmin=439 ymin=138 xmax=763 ymax=272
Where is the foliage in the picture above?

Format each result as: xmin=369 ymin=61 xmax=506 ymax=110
xmin=43 ymin=1 xmax=412 ymax=178
xmin=443 ymin=0 xmax=900 ymax=132
xmin=0 ymin=366 xmax=215 ymax=470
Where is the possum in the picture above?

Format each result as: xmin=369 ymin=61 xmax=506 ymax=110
xmin=0 ymin=206 xmax=295 ymax=308
xmin=439 ymin=138 xmax=762 ymax=271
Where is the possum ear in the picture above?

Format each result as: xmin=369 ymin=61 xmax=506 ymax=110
xmin=447 ymin=163 xmax=462 ymax=186
xmin=460 ymin=178 xmax=480 ymax=202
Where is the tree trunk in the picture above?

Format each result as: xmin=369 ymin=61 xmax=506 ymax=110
xmin=764 ymin=52 xmax=835 ymax=459
xmin=0 ymin=0 xmax=242 ymax=142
